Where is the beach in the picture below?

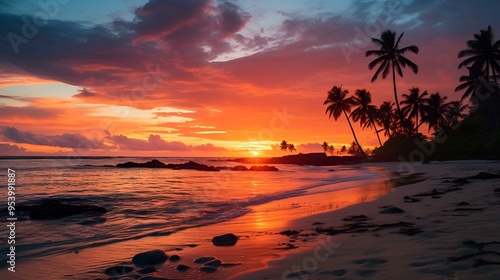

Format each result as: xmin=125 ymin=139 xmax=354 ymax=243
xmin=2 ymin=160 xmax=500 ymax=279
xmin=234 ymin=161 xmax=500 ymax=280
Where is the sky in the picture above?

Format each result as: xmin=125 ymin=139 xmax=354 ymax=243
xmin=1 ymin=0 xmax=500 ymax=157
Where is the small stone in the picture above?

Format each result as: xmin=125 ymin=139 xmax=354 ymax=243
xmin=176 ymin=264 xmax=190 ymax=272
xmin=168 ymin=255 xmax=180 ymax=262
xmin=379 ymin=206 xmax=404 ymax=214
xmin=204 ymin=259 xmax=222 ymax=268
xmin=199 ymin=266 xmax=217 ymax=273
xmin=194 ymin=256 xmax=216 ymax=264
xmin=212 ymin=233 xmax=238 ymax=246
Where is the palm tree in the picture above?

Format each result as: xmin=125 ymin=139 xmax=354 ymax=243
xmin=340 ymin=145 xmax=347 ymax=155
xmin=365 ymin=30 xmax=419 ymax=121
xmin=458 ymin=25 xmax=500 ymax=82
xmin=376 ymin=101 xmax=396 ymax=138
xmin=454 ymin=63 xmax=491 ymax=102
xmin=322 ymin=141 xmax=329 ymax=154
xmin=445 ymin=101 xmax=468 ymax=127
xmin=328 ymin=145 xmax=335 ymax=155
xmin=420 ymin=92 xmax=451 ymax=133
xmin=287 ymin=143 xmax=297 ymax=154
xmin=400 ymin=87 xmax=429 ymax=133
xmin=351 ymin=89 xmax=382 ymax=146
xmin=279 ymin=140 xmax=288 ymax=153
xmin=324 ymin=85 xmax=366 ymax=157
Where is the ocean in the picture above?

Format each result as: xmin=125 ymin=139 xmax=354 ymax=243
xmin=0 ymin=157 xmax=386 ymax=279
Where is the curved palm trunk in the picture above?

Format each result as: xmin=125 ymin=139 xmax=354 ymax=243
xmin=372 ymin=120 xmax=383 ymax=146
xmin=343 ymin=110 xmax=366 ymax=157
xmin=416 ymin=110 xmax=419 ymax=134
xmin=392 ymin=63 xmax=404 ymax=122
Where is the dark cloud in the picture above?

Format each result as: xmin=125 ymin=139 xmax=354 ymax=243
xmin=0 ymin=143 xmax=26 ymax=155
xmin=73 ymin=88 xmax=97 ymax=98
xmin=0 ymin=126 xmax=112 ymax=149
xmin=0 ymin=105 xmax=59 ymax=119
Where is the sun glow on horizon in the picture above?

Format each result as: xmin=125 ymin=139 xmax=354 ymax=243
xmin=252 ymin=151 xmax=260 ymax=156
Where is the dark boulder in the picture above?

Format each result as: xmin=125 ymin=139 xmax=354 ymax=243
xmin=176 ymin=264 xmax=190 ymax=272
xmin=117 ymin=159 xmax=167 ymax=168
xmin=230 ymin=165 xmax=248 ymax=171
xmin=249 ymin=165 xmax=279 ymax=171
xmin=212 ymin=233 xmax=238 ymax=246
xmin=168 ymin=255 xmax=180 ymax=262
xmin=132 ymin=249 xmax=168 ymax=266
xmin=18 ymin=199 xmax=107 ymax=220
xmin=117 ymin=160 xmax=219 ymax=171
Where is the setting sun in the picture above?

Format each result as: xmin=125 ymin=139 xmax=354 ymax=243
xmin=252 ymin=151 xmax=260 ymax=156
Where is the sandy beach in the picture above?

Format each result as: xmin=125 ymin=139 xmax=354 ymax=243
xmin=233 ymin=161 xmax=500 ymax=280
xmin=47 ymin=160 xmax=499 ymax=280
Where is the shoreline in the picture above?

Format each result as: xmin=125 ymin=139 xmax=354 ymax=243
xmin=233 ymin=161 xmax=500 ymax=279
xmin=10 ymin=161 xmax=500 ymax=279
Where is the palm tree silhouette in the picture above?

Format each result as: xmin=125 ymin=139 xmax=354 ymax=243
xmin=366 ymin=30 xmax=419 ymax=121
xmin=376 ymin=101 xmax=396 ymax=138
xmin=454 ymin=64 xmax=491 ymax=102
xmin=420 ymin=92 xmax=451 ymax=133
xmin=458 ymin=25 xmax=500 ymax=83
xmin=401 ymin=87 xmax=429 ymax=133
xmin=350 ymin=89 xmax=382 ymax=146
xmin=279 ymin=140 xmax=288 ymax=153
xmin=324 ymin=85 xmax=366 ymax=157
xmin=287 ymin=143 xmax=297 ymax=154
xmin=444 ymin=101 xmax=468 ymax=127
xmin=322 ymin=141 xmax=329 ymax=153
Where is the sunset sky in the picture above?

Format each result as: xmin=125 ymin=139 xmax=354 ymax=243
xmin=1 ymin=0 xmax=500 ymax=157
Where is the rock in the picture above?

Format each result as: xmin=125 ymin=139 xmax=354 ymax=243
xmin=328 ymin=169 xmax=335 ymax=172
xmin=494 ymin=188 xmax=500 ymax=192
xmin=203 ymin=259 xmax=222 ymax=268
xmin=18 ymin=199 xmax=107 ymax=220
xmin=212 ymin=233 xmax=238 ymax=246
xmin=403 ymin=196 xmax=421 ymax=203
xmin=138 ymin=266 xmax=156 ymax=274
xmin=132 ymin=250 xmax=168 ymax=266
xmin=342 ymin=215 xmax=370 ymax=222
xmin=379 ymin=206 xmax=404 ymax=214
xmin=168 ymin=255 xmax=180 ymax=262
xmin=104 ymin=265 xmax=134 ymax=276
xmin=117 ymin=159 xmax=167 ymax=168
xmin=451 ymin=178 xmax=471 ymax=184
xmin=194 ymin=256 xmax=216 ymax=264
xmin=176 ymin=264 xmax=190 ymax=272
xmin=456 ymin=201 xmax=470 ymax=206
xmin=117 ymin=160 xmax=220 ymax=171
xmin=249 ymin=165 xmax=279 ymax=171
xmin=467 ymin=172 xmax=500 ymax=179
xmin=199 ymin=266 xmax=217 ymax=273
xmin=230 ymin=165 xmax=248 ymax=171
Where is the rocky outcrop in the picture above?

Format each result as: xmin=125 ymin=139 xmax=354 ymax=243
xmin=15 ymin=199 xmax=107 ymax=220
xmin=249 ymin=165 xmax=279 ymax=171
xmin=116 ymin=160 xmax=220 ymax=171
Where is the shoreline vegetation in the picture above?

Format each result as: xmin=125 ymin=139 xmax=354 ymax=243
xmin=314 ymin=26 xmax=500 ymax=162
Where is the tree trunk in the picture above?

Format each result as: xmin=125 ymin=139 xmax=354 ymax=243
xmin=392 ymin=63 xmax=404 ymax=122
xmin=343 ymin=110 xmax=366 ymax=157
xmin=372 ymin=120 xmax=383 ymax=146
